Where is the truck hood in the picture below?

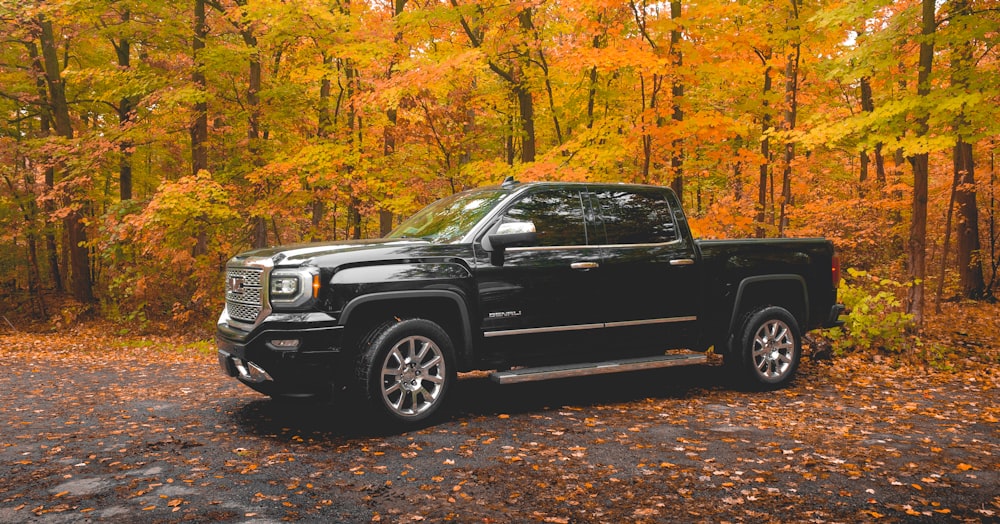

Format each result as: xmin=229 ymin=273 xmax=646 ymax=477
xmin=230 ymin=238 xmax=433 ymax=268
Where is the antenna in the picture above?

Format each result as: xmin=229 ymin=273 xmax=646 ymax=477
xmin=501 ymin=175 xmax=519 ymax=188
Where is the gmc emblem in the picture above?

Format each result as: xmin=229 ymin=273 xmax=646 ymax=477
xmin=227 ymin=276 xmax=245 ymax=294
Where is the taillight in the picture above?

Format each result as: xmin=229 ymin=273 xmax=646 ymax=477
xmin=832 ymin=254 xmax=841 ymax=288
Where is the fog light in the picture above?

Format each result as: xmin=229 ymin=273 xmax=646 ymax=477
xmin=246 ymin=361 xmax=273 ymax=383
xmin=271 ymin=339 xmax=300 ymax=349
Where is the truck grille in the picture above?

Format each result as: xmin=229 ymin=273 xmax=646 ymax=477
xmin=226 ymin=267 xmax=265 ymax=324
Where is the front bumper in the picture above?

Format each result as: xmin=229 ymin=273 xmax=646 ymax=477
xmin=216 ymin=309 xmax=346 ymax=397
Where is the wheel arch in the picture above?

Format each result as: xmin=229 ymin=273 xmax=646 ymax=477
xmin=727 ymin=275 xmax=808 ymax=349
xmin=339 ymin=290 xmax=474 ymax=369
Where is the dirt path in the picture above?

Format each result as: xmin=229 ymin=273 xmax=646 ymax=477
xmin=0 ymin=333 xmax=997 ymax=523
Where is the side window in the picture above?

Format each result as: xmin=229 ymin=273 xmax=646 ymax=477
xmin=598 ymin=189 xmax=677 ymax=244
xmin=503 ymin=189 xmax=587 ymax=247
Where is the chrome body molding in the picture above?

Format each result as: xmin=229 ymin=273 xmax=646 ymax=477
xmin=604 ymin=316 xmax=698 ymax=329
xmin=483 ymin=316 xmax=697 ymax=338
xmin=506 ymin=238 xmax=684 ymax=253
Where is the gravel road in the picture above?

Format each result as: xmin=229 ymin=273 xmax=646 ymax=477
xmin=0 ymin=335 xmax=997 ymax=523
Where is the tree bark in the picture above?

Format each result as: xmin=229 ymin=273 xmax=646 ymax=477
xmin=115 ymin=9 xmax=134 ymax=201
xmin=949 ymin=0 xmax=986 ymax=299
xmin=669 ymin=0 xmax=684 ymax=202
xmin=38 ymin=14 xmax=92 ymax=302
xmin=778 ymin=0 xmax=800 ymax=237
xmin=514 ymin=82 xmax=536 ymax=163
xmin=954 ymin=140 xmax=985 ymax=298
xmin=756 ymin=48 xmax=773 ymax=238
xmin=27 ymin=42 xmax=63 ymax=292
xmin=859 ymin=76 xmax=873 ymax=194
xmin=905 ymin=0 xmax=936 ymax=325
xmin=858 ymin=55 xmax=886 ymax=189
xmin=935 ymin=168 xmax=959 ymax=314
xmin=191 ymin=0 xmax=209 ymax=175
xmin=237 ymin=11 xmax=267 ymax=249
xmin=380 ymin=0 xmax=407 ymax=237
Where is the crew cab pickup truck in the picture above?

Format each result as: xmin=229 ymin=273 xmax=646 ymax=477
xmin=217 ymin=179 xmax=843 ymax=426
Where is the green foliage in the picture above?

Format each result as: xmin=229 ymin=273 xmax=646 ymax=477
xmin=823 ymin=268 xmax=915 ymax=355
xmin=95 ymin=173 xmax=241 ymax=325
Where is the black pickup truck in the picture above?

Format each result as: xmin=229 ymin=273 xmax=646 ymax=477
xmin=217 ymin=179 xmax=843 ymax=426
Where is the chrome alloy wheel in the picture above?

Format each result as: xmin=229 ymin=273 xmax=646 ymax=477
xmin=380 ymin=335 xmax=446 ymax=417
xmin=750 ymin=318 xmax=795 ymax=380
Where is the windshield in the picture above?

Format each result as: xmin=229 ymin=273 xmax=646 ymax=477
xmin=386 ymin=188 xmax=509 ymax=243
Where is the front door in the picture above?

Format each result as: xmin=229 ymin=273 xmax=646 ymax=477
xmin=475 ymin=187 xmax=603 ymax=361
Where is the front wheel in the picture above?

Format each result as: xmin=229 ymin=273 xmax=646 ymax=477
xmin=735 ymin=306 xmax=802 ymax=389
xmin=355 ymin=318 xmax=456 ymax=426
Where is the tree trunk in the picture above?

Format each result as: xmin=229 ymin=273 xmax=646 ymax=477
xmin=905 ymin=0 xmax=936 ymax=325
xmin=778 ymin=1 xmax=800 ymax=237
xmin=349 ymin=198 xmax=362 ymax=240
xmin=989 ymin=145 xmax=998 ymax=295
xmin=115 ymin=9 xmax=134 ymax=201
xmin=756 ymin=51 xmax=773 ymax=238
xmin=27 ymin=42 xmax=63 ymax=292
xmin=38 ymin=15 xmax=92 ymax=303
xmin=858 ymin=58 xmax=887 ymax=189
xmin=379 ymin=210 xmax=394 ymax=237
xmin=379 ymin=0 xmax=407 ymax=237
xmin=669 ymin=0 xmax=684 ymax=202
xmin=239 ymin=21 xmax=267 ymax=249
xmin=514 ymin=80 xmax=536 ymax=163
xmin=639 ymin=75 xmax=657 ymax=183
xmin=249 ymin=54 xmax=267 ymax=248
xmin=587 ymin=57 xmax=598 ymax=130
xmin=318 ymin=54 xmax=334 ymax=138
xmin=949 ymin=0 xmax=986 ymax=299
xmin=525 ymin=6 xmax=562 ymax=147
xmin=954 ymin=140 xmax=985 ymax=298
xmin=733 ymin=136 xmax=744 ymax=201
xmin=935 ymin=168 xmax=959 ymax=314
xmin=191 ymin=0 xmax=208 ymax=175
xmin=859 ymin=76 xmax=873 ymax=195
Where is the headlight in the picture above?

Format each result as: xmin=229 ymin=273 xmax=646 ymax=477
xmin=270 ymin=275 xmax=300 ymax=297
xmin=269 ymin=268 xmax=319 ymax=309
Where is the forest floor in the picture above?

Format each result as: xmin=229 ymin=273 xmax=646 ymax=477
xmin=0 ymin=301 xmax=998 ymax=523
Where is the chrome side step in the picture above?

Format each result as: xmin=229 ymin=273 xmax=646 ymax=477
xmin=489 ymin=353 xmax=708 ymax=385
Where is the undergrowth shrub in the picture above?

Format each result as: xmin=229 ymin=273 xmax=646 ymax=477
xmin=822 ymin=268 xmax=914 ymax=355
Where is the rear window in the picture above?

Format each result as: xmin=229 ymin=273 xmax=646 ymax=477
xmin=597 ymin=189 xmax=677 ymax=245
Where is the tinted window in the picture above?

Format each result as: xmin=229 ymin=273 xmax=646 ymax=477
xmin=503 ymin=189 xmax=587 ymax=246
xmin=598 ymin=189 xmax=677 ymax=244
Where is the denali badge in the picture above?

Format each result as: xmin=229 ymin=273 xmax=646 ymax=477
xmin=227 ymin=276 xmax=245 ymax=295
xmin=489 ymin=310 xmax=522 ymax=319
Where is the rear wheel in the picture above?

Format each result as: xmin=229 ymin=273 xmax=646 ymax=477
xmin=735 ymin=306 xmax=801 ymax=389
xmin=355 ymin=318 xmax=455 ymax=426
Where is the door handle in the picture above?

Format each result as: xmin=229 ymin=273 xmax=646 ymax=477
xmin=669 ymin=258 xmax=695 ymax=266
xmin=570 ymin=262 xmax=599 ymax=270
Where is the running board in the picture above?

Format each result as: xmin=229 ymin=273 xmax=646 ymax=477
xmin=489 ymin=353 xmax=708 ymax=385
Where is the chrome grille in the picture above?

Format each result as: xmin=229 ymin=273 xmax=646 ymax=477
xmin=226 ymin=267 xmax=265 ymax=323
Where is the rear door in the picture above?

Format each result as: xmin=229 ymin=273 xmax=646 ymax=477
xmin=591 ymin=187 xmax=700 ymax=351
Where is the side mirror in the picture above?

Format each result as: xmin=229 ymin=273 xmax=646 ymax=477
xmin=484 ymin=220 xmax=537 ymax=265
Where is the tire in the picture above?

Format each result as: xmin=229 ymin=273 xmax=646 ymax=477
xmin=736 ymin=306 xmax=801 ymax=389
xmin=355 ymin=318 xmax=456 ymax=426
